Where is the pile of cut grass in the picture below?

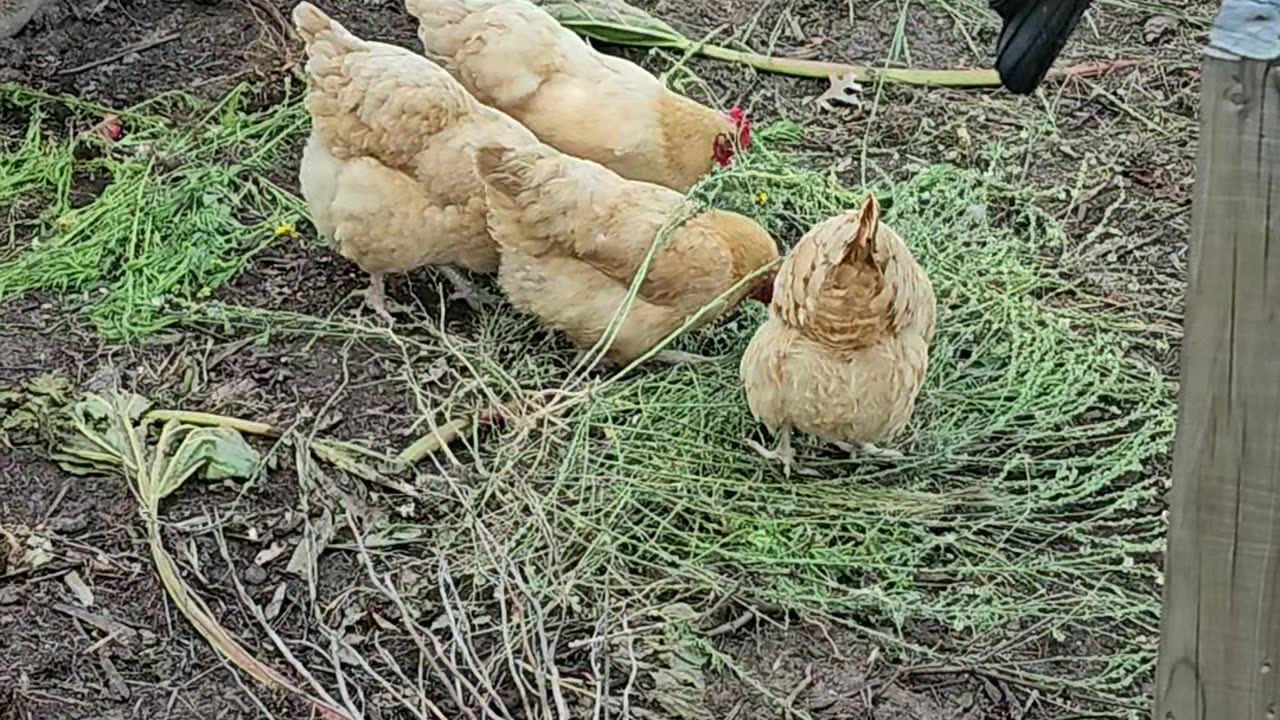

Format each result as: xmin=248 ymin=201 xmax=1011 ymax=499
xmin=461 ymin=129 xmax=1173 ymax=713
xmin=0 ymin=88 xmax=1172 ymax=716
xmin=0 ymin=84 xmax=306 ymax=339
xmin=182 ymin=121 xmax=1171 ymax=715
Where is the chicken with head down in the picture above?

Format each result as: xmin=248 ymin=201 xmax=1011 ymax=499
xmin=406 ymin=0 xmax=751 ymax=193
xmin=739 ymin=196 xmax=937 ymax=477
xmin=475 ymin=141 xmax=779 ymax=366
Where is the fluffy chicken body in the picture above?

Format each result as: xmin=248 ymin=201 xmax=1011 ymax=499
xmin=405 ymin=0 xmax=750 ymax=193
xmin=474 ymin=142 xmax=779 ymax=366
xmin=293 ymin=1 xmax=536 ymax=320
xmin=739 ymin=196 xmax=936 ymax=477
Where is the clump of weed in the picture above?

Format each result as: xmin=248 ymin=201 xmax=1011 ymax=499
xmin=0 ymin=84 xmax=306 ymax=339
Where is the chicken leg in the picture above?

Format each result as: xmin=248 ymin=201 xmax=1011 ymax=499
xmin=834 ymin=440 xmax=904 ymax=460
xmin=358 ymin=273 xmax=413 ymax=324
xmin=360 ymin=272 xmax=395 ymax=324
xmin=746 ymin=424 xmax=798 ymax=478
xmin=437 ymin=266 xmax=498 ymax=311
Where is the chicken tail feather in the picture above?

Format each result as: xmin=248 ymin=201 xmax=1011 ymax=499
xmin=990 ymin=0 xmax=1092 ymax=94
xmin=839 ymin=194 xmax=882 ymax=268
xmin=404 ymin=0 xmax=470 ymax=25
xmin=292 ymin=2 xmax=363 ymax=57
xmin=474 ymin=144 xmax=531 ymax=202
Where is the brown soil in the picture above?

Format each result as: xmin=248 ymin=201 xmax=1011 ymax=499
xmin=0 ymin=0 xmax=1203 ymax=717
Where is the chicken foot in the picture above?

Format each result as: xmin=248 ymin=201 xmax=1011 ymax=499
xmin=359 ymin=273 xmax=413 ymax=324
xmin=834 ymin=440 xmax=904 ymax=460
xmin=436 ymin=266 xmax=499 ymax=311
xmin=746 ymin=425 xmax=813 ymax=479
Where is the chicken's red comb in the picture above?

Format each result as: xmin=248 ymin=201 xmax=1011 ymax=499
xmin=729 ymin=106 xmax=752 ymax=148
xmin=92 ymin=113 xmax=123 ymax=142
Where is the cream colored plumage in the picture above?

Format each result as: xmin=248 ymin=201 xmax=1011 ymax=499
xmin=739 ymin=196 xmax=937 ymax=477
xmin=404 ymin=0 xmax=749 ymax=193
xmin=293 ymin=1 xmax=536 ymax=320
xmin=474 ymin=142 xmax=780 ymax=365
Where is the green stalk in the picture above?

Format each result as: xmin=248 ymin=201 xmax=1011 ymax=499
xmin=540 ymin=0 xmax=1138 ymax=87
xmin=695 ymin=43 xmax=1003 ymax=85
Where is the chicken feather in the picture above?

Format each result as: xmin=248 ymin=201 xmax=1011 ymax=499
xmin=293 ymin=1 xmax=535 ymax=319
xmin=740 ymin=196 xmax=936 ymax=476
xmin=475 ymin=142 xmax=779 ymax=365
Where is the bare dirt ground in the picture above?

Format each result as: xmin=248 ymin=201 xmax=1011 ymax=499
xmin=0 ymin=0 xmax=1203 ymax=717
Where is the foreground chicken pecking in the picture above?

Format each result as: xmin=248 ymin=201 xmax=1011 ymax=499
xmin=405 ymin=0 xmax=751 ymax=193
xmin=293 ymin=1 xmax=536 ymax=321
xmin=990 ymin=0 xmax=1093 ymax=94
xmin=739 ymin=196 xmax=936 ymax=478
xmin=474 ymin=142 xmax=779 ymax=366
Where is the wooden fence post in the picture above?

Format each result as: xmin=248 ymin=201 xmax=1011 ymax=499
xmin=1153 ymin=1 xmax=1280 ymax=718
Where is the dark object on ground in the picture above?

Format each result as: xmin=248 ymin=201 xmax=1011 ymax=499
xmin=990 ymin=0 xmax=1094 ymax=94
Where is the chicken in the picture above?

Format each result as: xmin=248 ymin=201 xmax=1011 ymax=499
xmin=404 ymin=0 xmax=751 ymax=193
xmin=739 ymin=196 xmax=936 ymax=478
xmin=292 ymin=1 xmax=536 ymax=321
xmin=473 ymin=142 xmax=779 ymax=366
xmin=990 ymin=0 xmax=1093 ymax=94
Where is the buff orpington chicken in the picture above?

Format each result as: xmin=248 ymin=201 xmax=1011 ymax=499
xmin=739 ymin=196 xmax=936 ymax=478
xmin=405 ymin=0 xmax=751 ymax=193
xmin=293 ymin=1 xmax=536 ymax=321
xmin=474 ymin=142 xmax=779 ymax=366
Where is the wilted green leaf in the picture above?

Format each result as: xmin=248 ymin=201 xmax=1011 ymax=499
xmin=0 ymin=371 xmax=75 ymax=445
xmin=191 ymin=427 xmax=260 ymax=481
xmin=54 ymin=390 xmax=258 ymax=500
xmin=364 ymin=522 xmax=426 ymax=548
xmin=153 ymin=426 xmax=260 ymax=502
xmin=52 ymin=392 xmax=151 ymax=476
xmin=27 ymin=371 xmax=72 ymax=401
xmin=537 ymin=0 xmax=687 ymax=47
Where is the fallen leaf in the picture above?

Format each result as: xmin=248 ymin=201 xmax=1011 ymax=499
xmin=64 ymin=570 xmax=95 ymax=607
xmin=99 ymin=655 xmax=130 ymax=701
xmin=817 ymin=72 xmax=865 ymax=108
xmin=286 ymin=509 xmax=334 ymax=579
xmin=254 ymin=542 xmax=288 ymax=567
xmin=189 ymin=427 xmax=261 ymax=482
xmin=370 ymin=611 xmax=397 ymax=632
xmin=47 ymin=515 xmax=88 ymax=534
xmin=22 ymin=535 xmax=52 ymax=570
xmin=264 ymin=583 xmax=288 ymax=621
xmin=27 ymin=372 xmax=71 ymax=399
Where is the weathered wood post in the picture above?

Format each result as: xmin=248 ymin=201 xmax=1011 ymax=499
xmin=1153 ymin=1 xmax=1280 ymax=717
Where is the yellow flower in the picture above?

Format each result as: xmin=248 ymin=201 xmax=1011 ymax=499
xmin=274 ymin=222 xmax=300 ymax=239
xmin=754 ymin=191 xmax=768 ymax=206
xmin=54 ymin=215 xmax=73 ymax=231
